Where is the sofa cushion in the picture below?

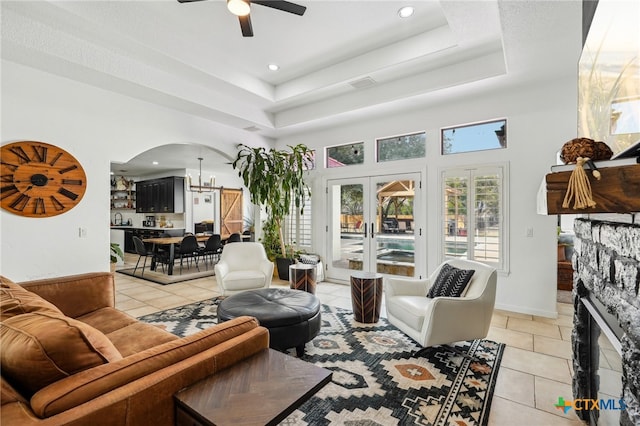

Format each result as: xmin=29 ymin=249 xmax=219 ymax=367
xmin=77 ymin=307 xmax=177 ymax=356
xmin=77 ymin=307 xmax=138 ymax=334
xmin=106 ymin=321 xmax=179 ymax=357
xmin=427 ymin=263 xmax=475 ymax=298
xmin=0 ymin=277 xmax=63 ymax=321
xmin=0 ymin=312 xmax=123 ymax=397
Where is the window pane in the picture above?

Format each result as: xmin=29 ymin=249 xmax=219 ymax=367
xmin=285 ymin=194 xmax=312 ymax=248
xmin=444 ymin=176 xmax=468 ymax=258
xmin=326 ymin=142 xmax=364 ymax=168
xmin=443 ymin=166 xmax=505 ymax=270
xmin=473 ymin=174 xmax=500 ymax=262
xmin=377 ymin=132 xmax=426 ymax=162
xmin=441 ymin=119 xmax=506 ymax=155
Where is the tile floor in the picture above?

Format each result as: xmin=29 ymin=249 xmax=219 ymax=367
xmin=114 ymin=254 xmax=585 ymax=425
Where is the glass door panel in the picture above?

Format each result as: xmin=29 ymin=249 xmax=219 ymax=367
xmin=373 ymin=177 xmax=417 ymax=277
xmin=327 ymin=173 xmax=421 ymax=282
xmin=327 ymin=179 xmax=368 ymax=282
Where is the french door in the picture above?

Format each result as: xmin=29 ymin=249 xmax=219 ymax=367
xmin=326 ymin=173 xmax=422 ymax=282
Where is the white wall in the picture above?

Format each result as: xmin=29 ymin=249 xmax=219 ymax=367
xmin=278 ymin=76 xmax=578 ymax=317
xmin=0 ymin=60 xmax=265 ymax=281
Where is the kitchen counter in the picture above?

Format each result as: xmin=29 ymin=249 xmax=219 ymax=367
xmin=110 ymin=227 xmax=185 ymax=254
xmin=110 ymin=226 xmax=185 ymax=231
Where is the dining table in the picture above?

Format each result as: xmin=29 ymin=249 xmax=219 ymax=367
xmin=143 ymin=234 xmax=210 ymax=276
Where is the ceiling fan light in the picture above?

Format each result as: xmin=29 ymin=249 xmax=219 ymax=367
xmin=227 ymin=0 xmax=250 ymax=16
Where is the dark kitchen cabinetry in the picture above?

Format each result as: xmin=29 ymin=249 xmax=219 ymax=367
xmin=124 ymin=230 xmax=135 ymax=253
xmin=135 ymin=177 xmax=184 ymax=214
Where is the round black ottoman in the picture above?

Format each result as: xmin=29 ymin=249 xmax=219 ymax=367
xmin=217 ymin=288 xmax=321 ymax=357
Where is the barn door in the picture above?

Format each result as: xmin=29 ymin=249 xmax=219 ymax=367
xmin=220 ymin=188 xmax=243 ymax=237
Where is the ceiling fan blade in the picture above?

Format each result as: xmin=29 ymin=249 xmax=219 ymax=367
xmin=176 ymin=0 xmax=208 ymax=3
xmin=239 ymin=15 xmax=254 ymax=37
xmin=251 ymin=1 xmax=306 ymax=16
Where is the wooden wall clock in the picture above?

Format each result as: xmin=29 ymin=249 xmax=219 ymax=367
xmin=1 ymin=141 xmax=87 ymax=217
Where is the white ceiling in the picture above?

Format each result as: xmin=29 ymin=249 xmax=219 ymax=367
xmin=1 ymin=0 xmax=582 ymax=176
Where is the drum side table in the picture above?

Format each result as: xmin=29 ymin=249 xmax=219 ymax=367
xmin=350 ymin=271 xmax=383 ymax=323
xmin=289 ymin=263 xmax=317 ymax=294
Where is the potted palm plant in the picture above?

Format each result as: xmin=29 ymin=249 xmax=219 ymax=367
xmin=232 ymin=143 xmax=313 ymax=280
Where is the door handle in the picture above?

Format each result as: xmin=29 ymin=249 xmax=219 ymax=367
xmin=371 ymin=222 xmax=375 ymax=238
xmin=364 ymin=222 xmax=367 ymax=238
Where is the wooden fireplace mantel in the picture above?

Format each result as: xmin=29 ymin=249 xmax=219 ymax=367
xmin=545 ymin=164 xmax=640 ymax=215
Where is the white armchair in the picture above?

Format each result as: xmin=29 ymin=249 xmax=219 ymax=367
xmin=384 ymin=259 xmax=497 ymax=350
xmin=214 ymin=242 xmax=274 ymax=296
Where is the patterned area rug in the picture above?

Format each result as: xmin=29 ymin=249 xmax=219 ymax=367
xmin=139 ymin=299 xmax=505 ymax=425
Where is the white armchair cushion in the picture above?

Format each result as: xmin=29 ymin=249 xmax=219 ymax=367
xmin=220 ymin=271 xmax=268 ymax=291
xmin=386 ymin=296 xmax=429 ymax=332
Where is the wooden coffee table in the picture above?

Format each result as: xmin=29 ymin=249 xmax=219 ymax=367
xmin=174 ymin=348 xmax=332 ymax=426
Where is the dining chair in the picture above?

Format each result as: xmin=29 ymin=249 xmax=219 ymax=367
xmin=226 ymin=233 xmax=242 ymax=243
xmin=199 ymin=234 xmax=223 ymax=269
xmin=132 ymin=236 xmax=167 ymax=276
xmin=177 ymin=235 xmax=200 ymax=274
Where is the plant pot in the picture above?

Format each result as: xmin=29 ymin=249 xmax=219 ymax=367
xmin=557 ymin=244 xmax=567 ymax=262
xmin=276 ymin=257 xmax=295 ymax=281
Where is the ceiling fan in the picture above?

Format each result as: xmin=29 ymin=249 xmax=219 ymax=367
xmin=177 ymin=0 xmax=307 ymax=37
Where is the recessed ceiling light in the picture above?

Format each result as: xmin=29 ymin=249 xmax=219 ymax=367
xmin=152 ymin=161 xmax=159 ymax=165
xmin=268 ymin=64 xmax=280 ymax=71
xmin=398 ymin=6 xmax=414 ymax=18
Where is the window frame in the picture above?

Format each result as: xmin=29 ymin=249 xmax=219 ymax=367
xmin=440 ymin=118 xmax=507 ymax=155
xmin=325 ymin=141 xmax=365 ymax=168
xmin=375 ymin=131 xmax=426 ymax=163
xmin=439 ymin=162 xmax=509 ymax=273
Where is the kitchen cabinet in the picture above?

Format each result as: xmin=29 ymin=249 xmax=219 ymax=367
xmin=124 ymin=230 xmax=135 ymax=253
xmin=136 ymin=177 xmax=185 ymax=213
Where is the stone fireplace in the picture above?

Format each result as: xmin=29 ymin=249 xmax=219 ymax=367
xmin=572 ymin=218 xmax=640 ymax=425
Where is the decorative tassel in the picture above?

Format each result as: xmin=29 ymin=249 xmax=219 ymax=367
xmin=562 ymin=157 xmax=596 ymax=209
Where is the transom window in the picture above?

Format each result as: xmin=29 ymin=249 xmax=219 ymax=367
xmin=326 ymin=142 xmax=364 ymax=168
xmin=441 ymin=119 xmax=507 ymax=155
xmin=376 ymin=132 xmax=426 ymax=162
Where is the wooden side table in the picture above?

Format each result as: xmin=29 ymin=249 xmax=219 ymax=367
xmin=557 ymin=260 xmax=574 ymax=291
xmin=289 ymin=263 xmax=317 ymax=294
xmin=174 ymin=349 xmax=331 ymax=426
xmin=350 ymin=272 xmax=383 ymax=323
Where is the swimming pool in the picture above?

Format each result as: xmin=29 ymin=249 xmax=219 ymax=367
xmin=377 ymin=249 xmax=414 ymax=263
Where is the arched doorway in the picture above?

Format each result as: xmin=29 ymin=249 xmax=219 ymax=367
xmin=109 ymin=143 xmax=245 ymax=258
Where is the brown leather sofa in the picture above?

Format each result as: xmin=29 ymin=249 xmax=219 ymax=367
xmin=0 ymin=272 xmax=269 ymax=425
